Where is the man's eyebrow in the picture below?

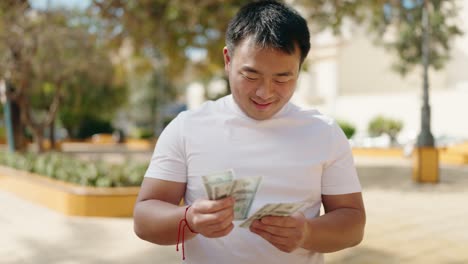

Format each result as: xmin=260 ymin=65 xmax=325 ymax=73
xmin=240 ymin=66 xmax=261 ymax=74
xmin=274 ymin=71 xmax=294 ymax=77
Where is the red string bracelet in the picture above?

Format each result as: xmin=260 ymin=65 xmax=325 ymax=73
xmin=176 ymin=205 xmax=198 ymax=260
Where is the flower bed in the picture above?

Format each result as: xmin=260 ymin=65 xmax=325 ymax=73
xmin=0 ymin=151 xmax=146 ymax=217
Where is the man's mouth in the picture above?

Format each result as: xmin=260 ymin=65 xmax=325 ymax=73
xmin=251 ymin=99 xmax=272 ymax=110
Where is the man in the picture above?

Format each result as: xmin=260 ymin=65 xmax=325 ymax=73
xmin=134 ymin=1 xmax=365 ymax=263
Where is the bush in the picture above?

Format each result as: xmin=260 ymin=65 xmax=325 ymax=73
xmin=76 ymin=117 xmax=114 ymax=139
xmin=368 ymin=115 xmax=403 ymax=145
xmin=131 ymin=127 xmax=154 ymax=139
xmin=0 ymin=150 xmax=147 ymax=187
xmin=337 ymin=120 xmax=356 ymax=139
xmin=0 ymin=125 xmax=5 ymax=141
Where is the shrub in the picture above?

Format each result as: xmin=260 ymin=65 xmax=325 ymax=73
xmin=368 ymin=115 xmax=403 ymax=145
xmin=0 ymin=150 xmax=147 ymax=187
xmin=0 ymin=125 xmax=5 ymax=141
xmin=76 ymin=117 xmax=114 ymax=139
xmin=337 ymin=120 xmax=356 ymax=139
xmin=131 ymin=127 xmax=154 ymax=139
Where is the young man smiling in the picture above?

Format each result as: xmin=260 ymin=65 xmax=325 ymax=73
xmin=134 ymin=1 xmax=366 ymax=263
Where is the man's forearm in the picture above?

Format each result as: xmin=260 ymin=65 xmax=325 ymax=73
xmin=301 ymin=208 xmax=366 ymax=253
xmin=133 ymin=200 xmax=197 ymax=245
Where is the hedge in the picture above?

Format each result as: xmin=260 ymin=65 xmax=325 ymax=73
xmin=0 ymin=150 xmax=146 ymax=187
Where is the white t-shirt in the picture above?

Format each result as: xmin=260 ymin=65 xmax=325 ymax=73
xmin=145 ymin=95 xmax=361 ymax=264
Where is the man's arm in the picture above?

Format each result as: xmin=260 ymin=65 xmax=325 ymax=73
xmin=250 ymin=192 xmax=365 ymax=253
xmin=301 ymin=192 xmax=366 ymax=252
xmin=134 ymin=178 xmax=235 ymax=245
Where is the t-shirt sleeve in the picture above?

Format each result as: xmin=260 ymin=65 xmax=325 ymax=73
xmin=144 ymin=112 xmax=187 ymax=183
xmin=321 ymin=121 xmax=362 ymax=195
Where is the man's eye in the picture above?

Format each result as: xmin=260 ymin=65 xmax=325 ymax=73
xmin=275 ymin=79 xmax=289 ymax=84
xmin=243 ymin=74 xmax=258 ymax=81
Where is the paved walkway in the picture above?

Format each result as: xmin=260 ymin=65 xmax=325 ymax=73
xmin=1 ymin=156 xmax=468 ymax=263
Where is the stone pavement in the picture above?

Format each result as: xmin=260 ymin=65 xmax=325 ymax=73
xmin=1 ymin=156 xmax=468 ymax=264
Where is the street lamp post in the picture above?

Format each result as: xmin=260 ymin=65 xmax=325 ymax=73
xmin=413 ymin=0 xmax=439 ymax=183
xmin=417 ymin=0 xmax=435 ymax=147
xmin=0 ymin=80 xmax=15 ymax=152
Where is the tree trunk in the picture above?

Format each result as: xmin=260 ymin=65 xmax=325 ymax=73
xmin=11 ymin=99 xmax=28 ymax=151
xmin=31 ymin=127 xmax=44 ymax=153
xmin=49 ymin=118 xmax=56 ymax=150
xmin=18 ymin=83 xmax=62 ymax=153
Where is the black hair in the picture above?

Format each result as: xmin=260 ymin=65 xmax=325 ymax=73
xmin=226 ymin=0 xmax=310 ymax=64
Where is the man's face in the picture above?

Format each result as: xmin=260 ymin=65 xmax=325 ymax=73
xmin=223 ymin=38 xmax=301 ymax=120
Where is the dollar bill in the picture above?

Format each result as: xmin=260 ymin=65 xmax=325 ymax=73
xmin=202 ymin=170 xmax=234 ymax=200
xmin=239 ymin=202 xmax=304 ymax=228
xmin=212 ymin=181 xmax=235 ymax=200
xmin=230 ymin=176 xmax=262 ymax=220
xmin=202 ymin=170 xmax=262 ymax=220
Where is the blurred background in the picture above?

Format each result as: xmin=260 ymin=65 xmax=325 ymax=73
xmin=1 ymin=0 xmax=466 ymax=152
xmin=1 ymin=1 xmax=468 ymax=263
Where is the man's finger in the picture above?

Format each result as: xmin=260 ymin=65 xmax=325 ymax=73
xmin=195 ymin=197 xmax=234 ymax=213
xmin=250 ymin=226 xmax=288 ymax=246
xmin=251 ymin=220 xmax=291 ymax=237
xmin=260 ymin=216 xmax=297 ymax=228
xmin=209 ymin=223 xmax=234 ymax=238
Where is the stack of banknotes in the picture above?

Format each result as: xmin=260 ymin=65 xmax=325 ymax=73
xmin=202 ymin=170 xmax=262 ymax=220
xmin=239 ymin=202 xmax=304 ymax=228
xmin=202 ymin=170 xmax=304 ymax=227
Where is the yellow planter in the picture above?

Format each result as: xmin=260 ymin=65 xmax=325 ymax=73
xmin=352 ymin=147 xmax=404 ymax=157
xmin=438 ymin=142 xmax=468 ymax=165
xmin=0 ymin=166 xmax=139 ymax=217
xmin=125 ymin=138 xmax=156 ymax=151
xmin=412 ymin=147 xmax=439 ymax=183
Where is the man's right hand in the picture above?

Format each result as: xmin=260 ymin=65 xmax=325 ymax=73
xmin=186 ymin=197 xmax=235 ymax=238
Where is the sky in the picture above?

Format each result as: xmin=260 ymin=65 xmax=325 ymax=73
xmin=29 ymin=0 xmax=91 ymax=10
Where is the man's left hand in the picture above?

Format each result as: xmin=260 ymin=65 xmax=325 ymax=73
xmin=249 ymin=212 xmax=309 ymax=253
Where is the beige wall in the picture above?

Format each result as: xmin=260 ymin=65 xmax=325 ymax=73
xmin=337 ymin=30 xmax=447 ymax=96
xmin=446 ymin=0 xmax=468 ymax=91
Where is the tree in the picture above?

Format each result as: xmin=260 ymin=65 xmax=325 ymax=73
xmin=89 ymin=1 xmax=254 ymax=136
xmin=58 ymin=71 xmax=127 ymax=140
xmin=57 ymin=1 xmax=255 ymax=140
xmin=0 ymin=3 xmax=126 ymax=152
xmin=89 ymin=0 xmax=251 ymax=92
xmin=297 ymin=0 xmax=462 ymax=74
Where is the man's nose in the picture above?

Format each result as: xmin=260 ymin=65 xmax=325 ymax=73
xmin=255 ymin=80 xmax=273 ymax=99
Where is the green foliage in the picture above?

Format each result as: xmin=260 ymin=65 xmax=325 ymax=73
xmin=131 ymin=127 xmax=154 ymax=139
xmin=298 ymin=0 xmax=463 ymax=76
xmin=368 ymin=115 xmax=403 ymax=144
xmin=0 ymin=4 xmax=128 ymax=151
xmin=74 ymin=116 xmax=114 ymax=139
xmin=91 ymin=0 xmax=251 ymax=84
xmin=0 ymin=125 xmax=5 ymax=140
xmin=0 ymin=150 xmax=147 ymax=187
xmin=59 ymin=82 xmax=127 ymax=139
xmin=337 ymin=120 xmax=356 ymax=139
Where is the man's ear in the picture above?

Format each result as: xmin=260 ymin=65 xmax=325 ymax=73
xmin=223 ymin=47 xmax=231 ymax=72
